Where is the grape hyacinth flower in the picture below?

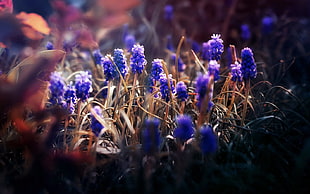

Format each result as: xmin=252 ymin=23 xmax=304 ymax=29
xmin=102 ymin=55 xmax=118 ymax=81
xmin=166 ymin=35 xmax=174 ymax=51
xmin=241 ymin=24 xmax=251 ymax=41
xmin=164 ymin=4 xmax=173 ymax=21
xmin=171 ymin=53 xmax=185 ymax=72
xmin=124 ymin=34 xmax=136 ymax=51
xmin=93 ymin=49 xmax=103 ymax=65
xmin=46 ymin=41 xmax=54 ymax=50
xmin=150 ymin=59 xmax=163 ymax=81
xmin=261 ymin=16 xmax=275 ymax=35
xmin=202 ymin=34 xmax=224 ymax=61
xmin=159 ymin=73 xmax=175 ymax=102
xmin=75 ymin=71 xmax=92 ymax=101
xmin=64 ymin=84 xmax=77 ymax=114
xmin=130 ymin=44 xmax=147 ymax=74
xmin=49 ymin=71 xmax=66 ymax=105
xmin=142 ymin=118 xmax=161 ymax=154
xmin=240 ymin=47 xmax=257 ymax=80
xmin=199 ymin=124 xmax=217 ymax=155
xmin=113 ymin=48 xmax=128 ymax=78
xmin=176 ymin=81 xmax=188 ymax=101
xmin=173 ymin=115 xmax=194 ymax=143
xmin=195 ymin=73 xmax=214 ymax=112
xmin=208 ymin=60 xmax=220 ymax=81
xmin=90 ymin=106 xmax=104 ymax=137
xmin=230 ymin=61 xmax=242 ymax=82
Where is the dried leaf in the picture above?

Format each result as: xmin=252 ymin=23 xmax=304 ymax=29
xmin=7 ymin=50 xmax=66 ymax=111
xmin=16 ymin=12 xmax=51 ymax=35
xmin=97 ymin=0 xmax=140 ymax=12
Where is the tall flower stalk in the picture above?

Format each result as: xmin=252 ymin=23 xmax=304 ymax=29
xmin=240 ymin=47 xmax=257 ymax=125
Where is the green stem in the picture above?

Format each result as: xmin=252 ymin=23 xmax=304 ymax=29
xmin=241 ymin=79 xmax=250 ymax=125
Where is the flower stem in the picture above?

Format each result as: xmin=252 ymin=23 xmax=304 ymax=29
xmin=241 ymin=79 xmax=250 ymax=125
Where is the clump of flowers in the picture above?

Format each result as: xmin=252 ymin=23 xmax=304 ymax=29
xmin=142 ymin=118 xmax=161 ymax=154
xmin=240 ymin=47 xmax=257 ymax=80
xmin=46 ymin=41 xmax=54 ymax=50
xmin=75 ymin=71 xmax=92 ymax=101
xmin=130 ymin=44 xmax=147 ymax=74
xmin=175 ymin=81 xmax=188 ymax=101
xmin=124 ymin=34 xmax=136 ymax=51
xmin=113 ymin=48 xmax=128 ymax=78
xmin=150 ymin=59 xmax=163 ymax=81
xmin=159 ymin=73 xmax=175 ymax=102
xmin=195 ymin=73 xmax=213 ymax=112
xmin=261 ymin=16 xmax=275 ymax=35
xmin=208 ymin=60 xmax=220 ymax=81
xmin=199 ymin=124 xmax=217 ymax=155
xmin=171 ymin=53 xmax=185 ymax=72
xmin=102 ymin=55 xmax=118 ymax=81
xmin=49 ymin=71 xmax=66 ymax=105
xmin=164 ymin=4 xmax=173 ymax=21
xmin=90 ymin=106 xmax=104 ymax=137
xmin=173 ymin=115 xmax=194 ymax=143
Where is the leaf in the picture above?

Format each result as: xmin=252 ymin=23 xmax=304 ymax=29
xmin=0 ymin=0 xmax=13 ymax=13
xmin=16 ymin=12 xmax=51 ymax=35
xmin=97 ymin=0 xmax=140 ymax=12
xmin=7 ymin=50 xmax=66 ymax=111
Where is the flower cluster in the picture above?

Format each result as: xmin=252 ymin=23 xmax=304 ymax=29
xmin=240 ymin=47 xmax=257 ymax=80
xmin=195 ymin=73 xmax=214 ymax=112
xmin=241 ymin=24 xmax=251 ymax=41
xmin=90 ymin=106 xmax=104 ymax=137
xmin=64 ymin=84 xmax=77 ymax=114
xmin=159 ymin=73 xmax=175 ymax=102
xmin=230 ymin=61 xmax=243 ymax=82
xmin=208 ymin=60 xmax=220 ymax=81
xmin=130 ymin=44 xmax=147 ymax=74
xmin=49 ymin=71 xmax=66 ymax=105
xmin=150 ymin=59 xmax=163 ymax=81
xmin=176 ymin=81 xmax=188 ymax=101
xmin=164 ymin=5 xmax=173 ymax=21
xmin=199 ymin=125 xmax=217 ymax=155
xmin=102 ymin=55 xmax=118 ymax=81
xmin=124 ymin=34 xmax=136 ymax=51
xmin=93 ymin=49 xmax=103 ymax=65
xmin=142 ymin=118 xmax=161 ymax=154
xmin=113 ymin=48 xmax=128 ymax=78
xmin=75 ymin=71 xmax=92 ymax=101
xmin=171 ymin=53 xmax=185 ymax=72
xmin=202 ymin=34 xmax=224 ymax=61
xmin=46 ymin=41 xmax=54 ymax=50
xmin=173 ymin=115 xmax=194 ymax=143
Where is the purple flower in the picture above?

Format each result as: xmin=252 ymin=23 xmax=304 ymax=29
xmin=46 ymin=41 xmax=54 ymax=50
xmin=75 ymin=71 xmax=92 ymax=101
xmin=164 ymin=5 xmax=173 ymax=21
xmin=159 ymin=73 xmax=175 ymax=102
xmin=150 ymin=59 xmax=163 ymax=81
xmin=230 ymin=61 xmax=242 ymax=82
xmin=130 ymin=44 xmax=147 ymax=74
xmin=103 ymin=55 xmax=118 ymax=81
xmin=261 ymin=16 xmax=274 ymax=35
xmin=176 ymin=81 xmax=188 ymax=101
xmin=241 ymin=47 xmax=257 ymax=80
xmin=171 ymin=53 xmax=185 ymax=72
xmin=208 ymin=60 xmax=220 ymax=81
xmin=202 ymin=34 xmax=224 ymax=61
xmin=90 ymin=106 xmax=104 ymax=137
xmin=195 ymin=73 xmax=214 ymax=112
xmin=113 ymin=48 xmax=128 ymax=78
xmin=199 ymin=124 xmax=217 ymax=155
xmin=142 ymin=118 xmax=161 ymax=154
xmin=173 ymin=115 xmax=194 ymax=142
xmin=241 ymin=24 xmax=251 ymax=41
xmin=93 ymin=49 xmax=103 ymax=65
xmin=64 ymin=84 xmax=77 ymax=114
xmin=124 ymin=34 xmax=136 ymax=51
xmin=49 ymin=71 xmax=66 ymax=105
